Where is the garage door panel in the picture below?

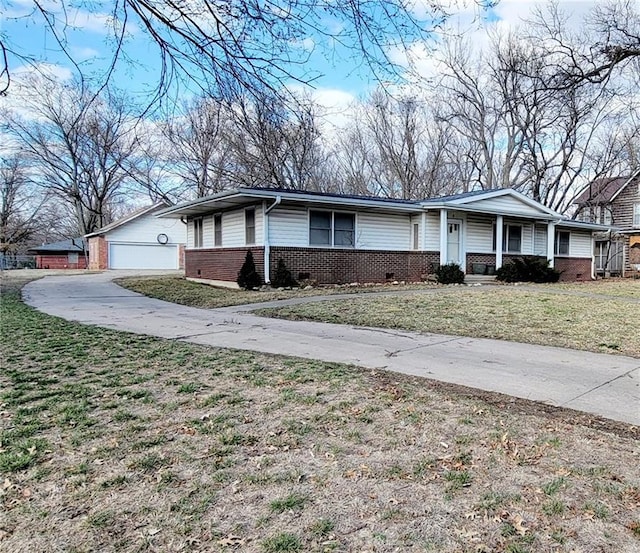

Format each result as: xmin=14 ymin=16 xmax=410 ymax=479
xmin=109 ymin=243 xmax=178 ymax=269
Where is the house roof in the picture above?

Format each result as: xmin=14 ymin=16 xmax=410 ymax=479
xmin=156 ymin=188 xmax=425 ymax=218
xmin=158 ymin=186 xmax=571 ymax=221
xmin=28 ymin=237 xmax=87 ymax=254
xmin=85 ymin=202 xmax=170 ymax=238
xmin=574 ymin=171 xmax=640 ymax=205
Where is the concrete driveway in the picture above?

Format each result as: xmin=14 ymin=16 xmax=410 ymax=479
xmin=22 ymin=271 xmax=640 ymax=426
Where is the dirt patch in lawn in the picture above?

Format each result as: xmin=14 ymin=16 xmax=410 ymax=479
xmin=257 ymin=286 xmax=640 ymax=358
xmin=1 ymin=283 xmax=639 ymax=553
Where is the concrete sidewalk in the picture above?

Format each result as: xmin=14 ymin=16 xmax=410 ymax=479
xmin=22 ymin=272 xmax=640 ymax=426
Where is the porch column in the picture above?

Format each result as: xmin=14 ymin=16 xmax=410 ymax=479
xmin=547 ymin=221 xmax=556 ymax=268
xmin=439 ymin=209 xmax=448 ymax=266
xmin=495 ymin=215 xmax=503 ymax=269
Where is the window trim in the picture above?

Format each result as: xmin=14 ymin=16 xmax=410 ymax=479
xmin=245 ymin=208 xmax=256 ymax=245
xmin=308 ymin=209 xmax=356 ymax=248
xmin=193 ymin=217 xmax=203 ymax=248
xmin=214 ymin=213 xmax=222 ymax=247
xmin=554 ymin=230 xmax=570 ymax=256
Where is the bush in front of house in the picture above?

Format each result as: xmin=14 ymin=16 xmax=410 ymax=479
xmin=496 ymin=256 xmax=561 ymax=283
xmin=271 ymin=258 xmax=297 ymax=288
xmin=435 ymin=262 xmax=465 ymax=284
xmin=237 ymin=250 xmax=262 ymax=289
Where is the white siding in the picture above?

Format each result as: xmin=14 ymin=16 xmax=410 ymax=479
xmin=424 ymin=212 xmax=440 ymax=250
xmin=521 ymin=223 xmax=534 ymax=254
xmin=254 ymin=206 xmax=264 ymax=245
xmin=357 ymin=212 xmax=411 ymax=250
xmin=534 ymin=224 xmax=547 ymax=256
xmin=222 ymin=210 xmax=245 ymax=247
xmin=106 ymin=212 xmax=186 ymax=245
xmin=202 ymin=215 xmax=214 ymax=248
xmin=466 ymin=216 xmax=494 ymax=253
xmin=570 ymin=230 xmax=592 ymax=257
xmin=468 ymin=195 xmax=546 ymax=217
xmin=187 ymin=221 xmax=194 ymax=248
xmin=269 ymin=207 xmax=308 ymax=247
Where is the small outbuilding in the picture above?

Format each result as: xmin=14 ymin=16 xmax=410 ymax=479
xmin=86 ymin=203 xmax=186 ymax=270
xmin=29 ymin=238 xmax=88 ymax=269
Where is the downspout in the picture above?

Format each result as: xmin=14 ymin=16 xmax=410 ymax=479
xmin=263 ymin=196 xmax=281 ymax=284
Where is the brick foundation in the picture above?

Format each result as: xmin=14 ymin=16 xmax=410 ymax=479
xmin=88 ymin=236 xmax=108 ymax=270
xmin=186 ymin=247 xmax=265 ymax=282
xmin=270 ymin=247 xmax=440 ymax=284
xmin=36 ymin=254 xmax=88 ymax=270
xmin=554 ymin=257 xmax=593 ymax=281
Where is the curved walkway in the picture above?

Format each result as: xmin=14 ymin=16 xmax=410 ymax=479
xmin=22 ymin=271 xmax=640 ymax=426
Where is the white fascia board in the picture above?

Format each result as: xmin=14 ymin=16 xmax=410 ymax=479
xmin=422 ymin=203 xmax=562 ymax=221
xmin=435 ymin=188 xmax=562 ymax=218
xmin=157 ymin=189 xmax=422 ymax=217
xmin=86 ymin=202 xmax=168 ymax=236
xmin=556 ymin=219 xmax=617 ymax=232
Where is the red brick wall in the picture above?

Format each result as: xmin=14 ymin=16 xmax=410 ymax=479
xmin=88 ymin=236 xmax=108 ymax=270
xmin=178 ymin=244 xmax=185 ymax=270
xmin=36 ymin=254 xmax=88 ymax=270
xmin=270 ymin=247 xmax=440 ymax=284
xmin=186 ymin=247 xmax=265 ymax=282
xmin=554 ymin=257 xmax=593 ymax=281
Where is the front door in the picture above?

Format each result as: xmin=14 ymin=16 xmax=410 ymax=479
xmin=447 ymin=221 xmax=461 ymax=265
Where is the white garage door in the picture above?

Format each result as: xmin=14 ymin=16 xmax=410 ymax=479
xmin=109 ymin=243 xmax=178 ymax=269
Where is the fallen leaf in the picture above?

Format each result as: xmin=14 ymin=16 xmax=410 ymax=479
xmin=217 ymin=534 xmax=244 ymax=546
xmin=21 ymin=488 xmax=32 ymax=498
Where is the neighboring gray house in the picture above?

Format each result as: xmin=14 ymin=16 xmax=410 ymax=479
xmin=157 ymin=187 xmax=609 ymax=284
xmin=574 ymin=173 xmax=640 ymax=276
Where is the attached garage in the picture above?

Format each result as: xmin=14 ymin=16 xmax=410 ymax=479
xmin=108 ymin=243 xmax=180 ymax=269
xmin=87 ymin=202 xmax=187 ymax=270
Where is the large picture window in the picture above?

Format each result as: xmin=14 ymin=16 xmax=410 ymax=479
xmin=555 ymin=230 xmax=570 ymax=256
xmin=309 ymin=210 xmax=355 ymax=247
xmin=493 ymin=223 xmax=522 ymax=253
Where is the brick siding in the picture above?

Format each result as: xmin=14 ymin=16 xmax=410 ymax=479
xmin=36 ymin=254 xmax=88 ymax=270
xmin=554 ymin=257 xmax=593 ymax=281
xmin=270 ymin=247 xmax=440 ymax=284
xmin=88 ymin=236 xmax=108 ymax=270
xmin=186 ymin=247 xmax=265 ymax=282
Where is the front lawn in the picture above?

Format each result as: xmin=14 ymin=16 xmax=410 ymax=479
xmin=257 ymin=283 xmax=640 ymax=358
xmin=0 ymin=280 xmax=639 ymax=552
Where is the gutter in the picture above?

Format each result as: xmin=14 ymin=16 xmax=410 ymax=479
xmin=263 ymin=195 xmax=282 ymax=284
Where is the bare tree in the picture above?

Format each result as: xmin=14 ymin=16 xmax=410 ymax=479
xmin=226 ymin=90 xmax=326 ymax=190
xmin=1 ymin=1 xmax=496 ymax=100
xmin=163 ymin=96 xmax=234 ymax=197
xmin=0 ymin=154 xmax=48 ymax=254
xmin=3 ymin=77 xmax=141 ymax=235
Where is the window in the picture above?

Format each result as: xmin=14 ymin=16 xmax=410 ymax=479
xmin=309 ymin=210 xmax=355 ymax=247
xmin=193 ymin=217 xmax=203 ymax=248
xmin=68 ymin=252 xmax=79 ymax=264
xmin=634 ymin=203 xmax=640 ymax=227
xmin=245 ymin=208 xmax=255 ymax=244
xmin=412 ymin=223 xmax=419 ymax=250
xmin=493 ymin=223 xmax=522 ymax=253
xmin=214 ymin=214 xmax=222 ymax=246
xmin=555 ymin=230 xmax=570 ymax=256
xmin=334 ymin=213 xmax=355 ymax=246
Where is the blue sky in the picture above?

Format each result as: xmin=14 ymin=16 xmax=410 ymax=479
xmin=2 ymin=1 xmax=599 ymax=113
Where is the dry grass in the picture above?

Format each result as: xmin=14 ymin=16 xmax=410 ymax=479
xmin=258 ymin=283 xmax=640 ymax=358
xmin=116 ymin=275 xmax=440 ymax=308
xmin=1 ymin=280 xmax=639 ymax=552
